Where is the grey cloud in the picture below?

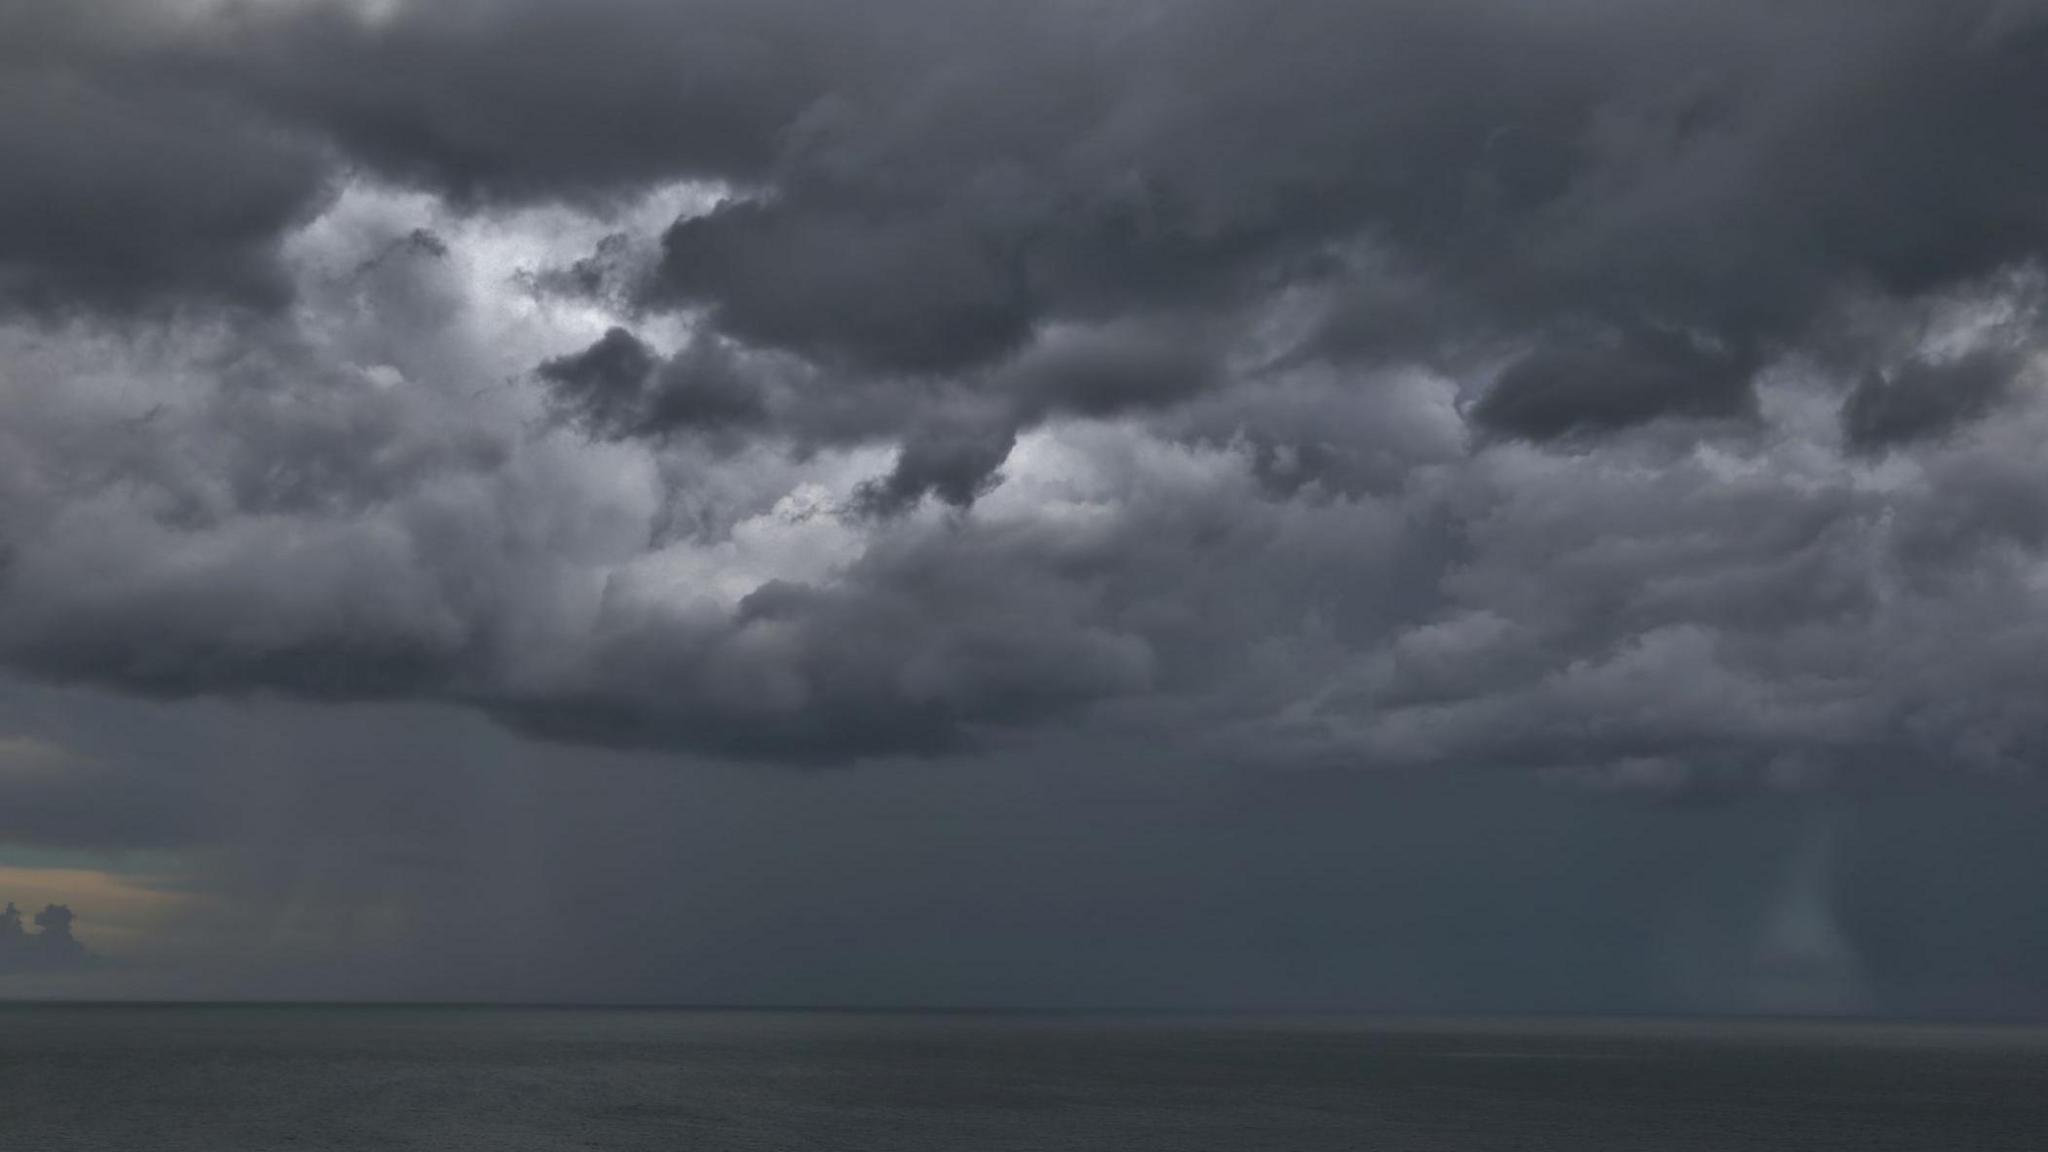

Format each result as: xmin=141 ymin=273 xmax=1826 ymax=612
xmin=536 ymin=313 xmax=1220 ymax=512
xmin=0 ymin=70 xmax=329 ymax=315
xmin=536 ymin=327 xmax=660 ymax=431
xmin=1470 ymin=325 xmax=1757 ymax=441
xmin=20 ymin=2 xmax=2048 ymax=355
xmin=21 ymin=0 xmax=2048 ymax=431
xmin=186 ymin=0 xmax=874 ymax=202
xmin=1276 ymin=414 xmax=2048 ymax=782
xmin=6 ymin=0 xmax=2048 ymax=781
xmin=18 ymin=301 xmax=2048 ymax=775
xmin=1001 ymin=321 xmax=1220 ymax=423
xmin=0 ymin=304 xmax=1157 ymax=762
xmin=645 ymin=340 xmax=780 ymax=433
xmin=498 ymin=529 xmax=1156 ymax=761
xmin=522 ymin=232 xmax=636 ymax=304
xmin=538 ymin=327 xmax=771 ymax=440
xmin=852 ymin=420 xmax=1018 ymax=516
xmin=623 ymin=0 xmax=2048 ymax=413
xmin=588 ymin=0 xmax=2048 ymax=448
xmin=1840 ymin=349 xmax=2020 ymax=453
xmin=2 ymin=539 xmax=472 ymax=702
xmin=656 ymin=199 xmax=1035 ymax=376
xmin=843 ymin=319 xmax=1220 ymax=511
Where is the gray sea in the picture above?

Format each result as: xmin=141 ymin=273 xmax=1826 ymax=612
xmin=0 ymin=1006 xmax=2043 ymax=1150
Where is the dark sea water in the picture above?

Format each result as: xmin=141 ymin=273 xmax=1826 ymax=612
xmin=1 ymin=1007 xmax=2044 ymax=1151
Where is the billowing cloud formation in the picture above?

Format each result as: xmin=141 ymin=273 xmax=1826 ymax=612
xmin=538 ymin=326 xmax=771 ymax=440
xmin=2 ymin=0 xmax=2048 ymax=779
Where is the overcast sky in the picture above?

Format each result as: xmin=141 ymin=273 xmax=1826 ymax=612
xmin=3 ymin=0 xmax=2048 ymax=1014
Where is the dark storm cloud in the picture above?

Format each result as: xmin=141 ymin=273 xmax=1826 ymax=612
xmin=4 ymin=0 xmax=2048 ymax=778
xmin=1839 ymin=349 xmax=2020 ymax=454
xmin=1001 ymin=321 xmax=1221 ymax=423
xmin=655 ymin=199 xmax=1037 ymax=376
xmin=852 ymin=419 xmax=1019 ymax=515
xmin=537 ymin=327 xmax=662 ymax=429
xmin=0 ymin=66 xmax=329 ymax=315
xmin=494 ymin=514 xmax=1157 ymax=760
xmin=840 ymin=320 xmax=1219 ymax=511
xmin=612 ymin=1 xmax=2048 ymax=419
xmin=17 ymin=1 xmax=2048 ymax=349
xmin=185 ymin=0 xmax=872 ymax=201
xmin=534 ymin=312 xmax=1218 ymax=510
xmin=538 ymin=327 xmax=770 ymax=440
xmin=467 ymin=0 xmax=2048 ymax=450
xmin=1470 ymin=325 xmax=1757 ymax=441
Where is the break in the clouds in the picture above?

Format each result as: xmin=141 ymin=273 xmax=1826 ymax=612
xmin=4 ymin=0 xmax=2048 ymax=782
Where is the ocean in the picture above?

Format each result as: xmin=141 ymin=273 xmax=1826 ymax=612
xmin=0 ymin=1007 xmax=2042 ymax=1150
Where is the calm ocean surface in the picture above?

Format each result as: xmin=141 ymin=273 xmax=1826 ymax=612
xmin=0 ymin=1006 xmax=2043 ymax=1150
